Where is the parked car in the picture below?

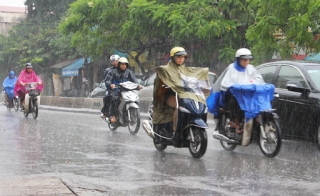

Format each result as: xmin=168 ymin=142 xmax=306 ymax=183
xmin=138 ymin=72 xmax=218 ymax=100
xmin=88 ymin=81 xmax=106 ymax=98
xmin=255 ymin=60 xmax=320 ymax=149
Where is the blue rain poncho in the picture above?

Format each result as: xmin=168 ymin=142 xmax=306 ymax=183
xmin=3 ymin=71 xmax=18 ymax=100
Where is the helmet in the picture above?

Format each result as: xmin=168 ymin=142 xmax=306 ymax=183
xmin=110 ymin=54 xmax=120 ymax=62
xmin=118 ymin=57 xmax=129 ymax=64
xmin=170 ymin=47 xmax=187 ymax=57
xmin=26 ymin=63 xmax=33 ymax=68
xmin=9 ymin=71 xmax=15 ymax=76
xmin=235 ymin=48 xmax=253 ymax=59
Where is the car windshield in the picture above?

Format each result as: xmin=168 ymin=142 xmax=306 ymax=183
xmin=305 ymin=65 xmax=320 ymax=90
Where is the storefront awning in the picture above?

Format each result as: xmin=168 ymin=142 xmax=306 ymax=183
xmin=62 ymin=58 xmax=91 ymax=77
xmin=305 ymin=53 xmax=320 ymax=61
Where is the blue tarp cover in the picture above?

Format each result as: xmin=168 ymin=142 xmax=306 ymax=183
xmin=206 ymin=84 xmax=275 ymax=119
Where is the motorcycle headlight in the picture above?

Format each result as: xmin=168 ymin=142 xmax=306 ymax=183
xmin=187 ymin=78 xmax=199 ymax=89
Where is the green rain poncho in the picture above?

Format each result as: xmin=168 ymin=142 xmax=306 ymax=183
xmin=153 ymin=60 xmax=210 ymax=124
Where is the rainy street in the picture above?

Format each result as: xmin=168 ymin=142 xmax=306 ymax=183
xmin=0 ymin=106 xmax=319 ymax=196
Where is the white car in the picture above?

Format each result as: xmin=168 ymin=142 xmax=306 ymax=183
xmin=138 ymin=72 xmax=218 ymax=100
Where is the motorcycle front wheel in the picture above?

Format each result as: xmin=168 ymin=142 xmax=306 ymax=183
xmin=32 ymin=100 xmax=38 ymax=119
xmin=13 ymin=98 xmax=19 ymax=112
xmin=189 ymin=127 xmax=207 ymax=159
xmin=259 ymin=118 xmax=282 ymax=158
xmin=128 ymin=108 xmax=140 ymax=134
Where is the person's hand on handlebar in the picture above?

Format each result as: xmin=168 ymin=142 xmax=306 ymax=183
xmin=110 ymin=84 xmax=116 ymax=89
xmin=137 ymin=85 xmax=143 ymax=90
xmin=20 ymin=82 xmax=26 ymax=86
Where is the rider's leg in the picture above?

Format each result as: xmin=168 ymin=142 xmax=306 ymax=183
xmin=110 ymin=92 xmax=120 ymax=123
xmin=166 ymin=96 xmax=178 ymax=132
xmin=100 ymin=94 xmax=109 ymax=118
xmin=4 ymin=92 xmax=9 ymax=105
xmin=225 ymin=90 xmax=243 ymax=133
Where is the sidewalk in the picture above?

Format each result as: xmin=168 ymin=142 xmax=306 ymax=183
xmin=0 ymin=177 xmax=75 ymax=195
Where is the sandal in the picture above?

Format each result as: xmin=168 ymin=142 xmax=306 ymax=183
xmin=236 ymin=128 xmax=243 ymax=134
xmin=110 ymin=116 xmax=117 ymax=123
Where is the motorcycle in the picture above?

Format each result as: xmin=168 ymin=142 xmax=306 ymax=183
xmin=142 ymin=75 xmax=210 ymax=159
xmin=211 ymin=84 xmax=282 ymax=158
xmin=2 ymin=88 xmax=20 ymax=112
xmin=21 ymin=82 xmax=41 ymax=119
xmin=104 ymin=81 xmax=141 ymax=134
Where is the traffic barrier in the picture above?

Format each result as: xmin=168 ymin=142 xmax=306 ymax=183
xmin=58 ymin=97 xmax=75 ymax=108
xmin=0 ymin=94 xmax=4 ymax=103
xmin=83 ymin=98 xmax=103 ymax=110
xmin=40 ymin=96 xmax=53 ymax=106
xmin=74 ymin=97 xmax=85 ymax=108
xmin=51 ymin=96 xmax=59 ymax=107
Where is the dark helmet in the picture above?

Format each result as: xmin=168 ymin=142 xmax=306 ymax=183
xmin=26 ymin=63 xmax=33 ymax=69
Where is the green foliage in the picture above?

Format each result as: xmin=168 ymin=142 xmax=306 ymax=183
xmin=247 ymin=0 xmax=320 ymax=63
xmin=0 ymin=0 xmax=79 ymax=79
xmin=60 ymin=0 xmax=256 ymax=72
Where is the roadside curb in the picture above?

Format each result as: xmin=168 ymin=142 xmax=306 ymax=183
xmin=39 ymin=105 xmax=216 ymax=126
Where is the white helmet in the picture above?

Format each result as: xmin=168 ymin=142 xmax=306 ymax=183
xmin=118 ymin=57 xmax=129 ymax=64
xmin=110 ymin=54 xmax=120 ymax=61
xmin=235 ymin=48 xmax=253 ymax=59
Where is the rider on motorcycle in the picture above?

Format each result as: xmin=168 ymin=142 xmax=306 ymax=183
xmin=215 ymin=48 xmax=265 ymax=133
xmin=153 ymin=46 xmax=210 ymax=137
xmin=2 ymin=71 xmax=17 ymax=107
xmin=14 ymin=63 xmax=44 ymax=110
xmin=105 ymin=57 xmax=142 ymax=123
xmin=100 ymin=54 xmax=120 ymax=119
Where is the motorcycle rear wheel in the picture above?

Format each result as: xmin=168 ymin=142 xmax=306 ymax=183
xmin=153 ymin=139 xmax=167 ymax=151
xmin=13 ymin=98 xmax=19 ymax=112
xmin=189 ymin=127 xmax=207 ymax=159
xmin=220 ymin=141 xmax=237 ymax=151
xmin=259 ymin=118 xmax=281 ymax=158
xmin=32 ymin=100 xmax=38 ymax=119
xmin=127 ymin=108 xmax=140 ymax=134
xmin=108 ymin=122 xmax=118 ymax=131
xmin=218 ymin=114 xmax=237 ymax=151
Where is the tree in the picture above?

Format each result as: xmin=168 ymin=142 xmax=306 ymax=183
xmin=246 ymin=0 xmax=320 ymax=63
xmin=0 ymin=0 xmax=78 ymax=76
xmin=60 ymin=0 xmax=257 ymax=74
xmin=122 ymin=0 xmax=257 ymax=72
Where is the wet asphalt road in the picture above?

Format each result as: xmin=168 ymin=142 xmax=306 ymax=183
xmin=0 ymin=106 xmax=319 ymax=196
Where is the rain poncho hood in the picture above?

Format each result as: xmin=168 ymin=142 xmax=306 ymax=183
xmin=3 ymin=71 xmax=18 ymax=100
xmin=14 ymin=69 xmax=44 ymax=97
xmin=153 ymin=60 xmax=210 ymax=124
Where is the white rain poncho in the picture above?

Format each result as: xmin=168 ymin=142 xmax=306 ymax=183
xmin=214 ymin=62 xmax=265 ymax=92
